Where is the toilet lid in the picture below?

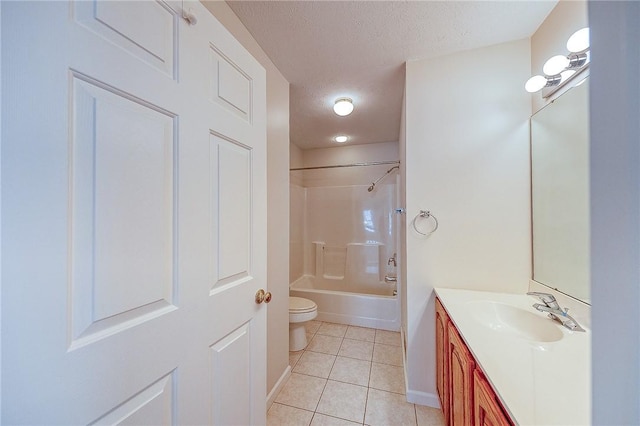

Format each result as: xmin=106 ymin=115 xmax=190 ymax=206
xmin=289 ymin=297 xmax=317 ymax=312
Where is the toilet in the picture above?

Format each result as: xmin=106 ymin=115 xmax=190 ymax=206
xmin=289 ymin=297 xmax=318 ymax=351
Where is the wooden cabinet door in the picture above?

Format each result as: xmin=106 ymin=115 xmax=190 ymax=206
xmin=436 ymin=298 xmax=449 ymax=421
xmin=473 ymin=370 xmax=512 ymax=426
xmin=448 ymin=322 xmax=475 ymax=426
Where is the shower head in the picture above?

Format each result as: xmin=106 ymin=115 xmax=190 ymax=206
xmin=367 ymin=164 xmax=399 ymax=193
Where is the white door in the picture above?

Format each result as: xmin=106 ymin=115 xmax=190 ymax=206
xmin=1 ymin=1 xmax=267 ymax=424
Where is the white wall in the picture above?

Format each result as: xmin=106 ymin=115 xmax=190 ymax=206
xmin=201 ymin=0 xmax=290 ymax=400
xmin=404 ymin=39 xmax=532 ymax=405
xmin=589 ymin=2 xmax=640 ymax=424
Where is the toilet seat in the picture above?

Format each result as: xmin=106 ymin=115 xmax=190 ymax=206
xmin=289 ymin=296 xmax=317 ymax=313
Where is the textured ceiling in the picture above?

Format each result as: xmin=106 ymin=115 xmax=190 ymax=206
xmin=227 ymin=1 xmax=557 ymax=149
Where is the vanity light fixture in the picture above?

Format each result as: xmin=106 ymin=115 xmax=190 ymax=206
xmin=560 ymin=69 xmax=576 ymax=82
xmin=567 ymin=27 xmax=589 ymax=53
xmin=574 ymin=75 xmax=588 ymax=87
xmin=334 ymin=135 xmax=348 ymax=143
xmin=333 ymin=97 xmax=354 ymax=116
xmin=525 ymin=27 xmax=589 ymax=96
xmin=543 ymin=55 xmax=570 ymax=76
xmin=525 ymin=74 xmax=561 ymax=93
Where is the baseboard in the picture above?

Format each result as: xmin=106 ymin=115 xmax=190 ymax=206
xmin=266 ymin=365 xmax=291 ymax=410
xmin=401 ymin=326 xmax=441 ymax=409
xmin=406 ymin=389 xmax=441 ymax=408
xmin=401 ymin=325 xmax=409 ymax=393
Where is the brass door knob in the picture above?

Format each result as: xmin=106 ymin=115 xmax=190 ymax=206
xmin=255 ymin=289 xmax=273 ymax=304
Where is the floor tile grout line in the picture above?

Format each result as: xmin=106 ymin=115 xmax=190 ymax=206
xmin=276 ymin=322 xmax=412 ymax=426
xmin=374 ymin=341 xmax=403 ymax=348
xmin=315 ymin=411 xmax=365 ymax=425
xmin=363 ymin=380 xmax=371 ymax=425
xmin=270 ymin=401 xmax=316 ymax=415
xmin=286 ymin=368 xmax=409 ymax=397
xmin=313 ymin=369 xmax=330 ymax=414
xmin=304 ymin=347 xmax=401 ymax=367
xmin=312 ymin=325 xmax=340 ymax=413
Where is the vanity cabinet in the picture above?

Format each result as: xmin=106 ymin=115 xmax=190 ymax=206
xmin=436 ymin=297 xmax=513 ymax=426
xmin=473 ymin=370 xmax=511 ymax=426
xmin=435 ymin=298 xmax=449 ymax=422
xmin=448 ymin=322 xmax=475 ymax=426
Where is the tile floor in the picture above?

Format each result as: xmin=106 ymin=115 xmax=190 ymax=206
xmin=268 ymin=321 xmax=445 ymax=426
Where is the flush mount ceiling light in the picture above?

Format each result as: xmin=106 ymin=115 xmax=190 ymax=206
xmin=334 ymin=135 xmax=348 ymax=143
xmin=524 ymin=26 xmax=590 ymax=96
xmin=333 ymin=98 xmax=354 ymax=116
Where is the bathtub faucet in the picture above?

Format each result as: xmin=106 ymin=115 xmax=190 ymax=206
xmin=387 ymin=253 xmax=397 ymax=267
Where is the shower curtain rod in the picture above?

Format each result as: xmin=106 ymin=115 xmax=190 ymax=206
xmin=290 ymin=160 xmax=400 ymax=171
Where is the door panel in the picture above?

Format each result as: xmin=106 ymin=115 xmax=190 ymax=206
xmin=74 ymin=0 xmax=178 ymax=78
xmin=210 ymin=323 xmax=251 ymax=426
xmin=70 ymin=73 xmax=177 ymax=346
xmin=90 ymin=371 xmax=175 ymax=426
xmin=215 ymin=136 xmax=251 ymax=285
xmin=210 ymin=45 xmax=252 ymax=121
xmin=2 ymin=1 xmax=266 ymax=424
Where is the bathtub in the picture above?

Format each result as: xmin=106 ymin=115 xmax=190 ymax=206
xmin=289 ymin=275 xmax=400 ymax=331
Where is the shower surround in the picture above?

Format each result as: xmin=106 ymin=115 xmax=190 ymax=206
xmin=290 ymin=180 xmax=400 ymax=330
xmin=304 ymin=184 xmax=396 ymax=283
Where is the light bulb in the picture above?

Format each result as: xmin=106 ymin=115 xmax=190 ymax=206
xmin=334 ymin=135 xmax=348 ymax=143
xmin=525 ymin=75 xmax=547 ymax=93
xmin=543 ymin=55 xmax=570 ymax=75
xmin=333 ymin=98 xmax=354 ymax=116
xmin=567 ymin=27 xmax=590 ymax=53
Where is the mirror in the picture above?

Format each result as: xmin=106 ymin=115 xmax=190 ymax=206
xmin=531 ymin=77 xmax=590 ymax=303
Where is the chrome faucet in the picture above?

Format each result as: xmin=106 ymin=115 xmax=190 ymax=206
xmin=527 ymin=291 xmax=560 ymax=309
xmin=387 ymin=253 xmax=397 ymax=267
xmin=527 ymin=292 xmax=585 ymax=332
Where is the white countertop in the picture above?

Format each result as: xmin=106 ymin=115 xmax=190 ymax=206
xmin=435 ymin=288 xmax=591 ymax=426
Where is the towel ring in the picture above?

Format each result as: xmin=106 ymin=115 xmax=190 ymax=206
xmin=412 ymin=210 xmax=439 ymax=236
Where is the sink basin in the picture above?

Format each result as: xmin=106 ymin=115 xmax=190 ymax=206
xmin=466 ymin=300 xmax=564 ymax=343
